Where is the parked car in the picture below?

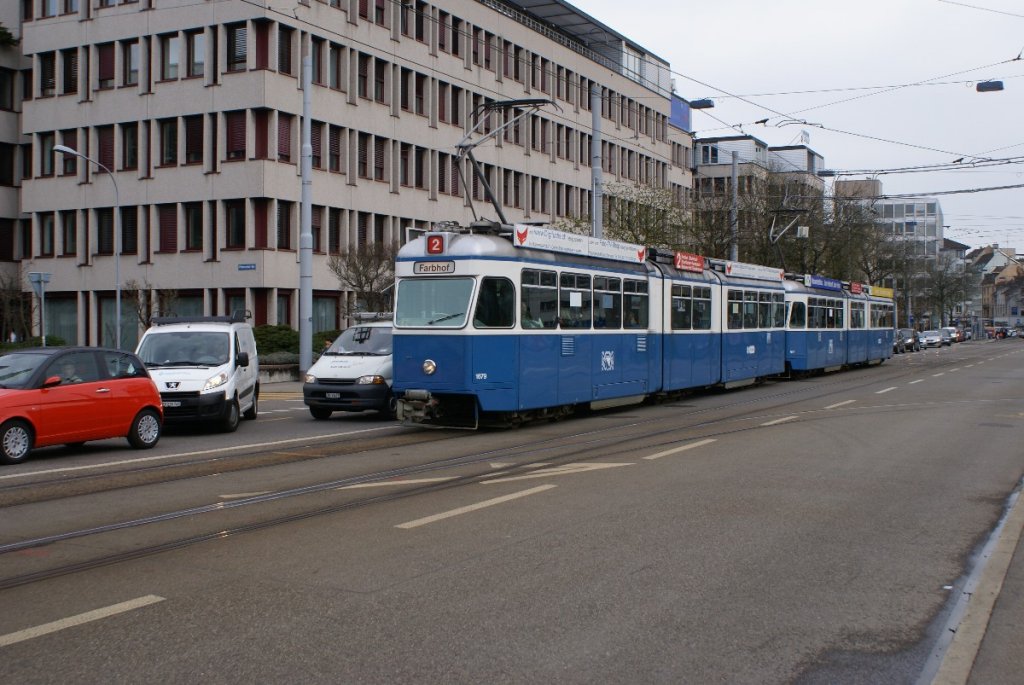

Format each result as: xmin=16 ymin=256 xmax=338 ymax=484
xmin=135 ymin=313 xmax=259 ymax=433
xmin=303 ymin=315 xmax=395 ymax=419
xmin=941 ymin=326 xmax=962 ymax=343
xmin=920 ymin=330 xmax=944 ymax=348
xmin=896 ymin=328 xmax=920 ymax=353
xmin=0 ymin=347 xmax=163 ymax=464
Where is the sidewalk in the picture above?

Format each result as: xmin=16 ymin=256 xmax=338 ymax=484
xmin=932 ymin=487 xmax=1024 ymax=684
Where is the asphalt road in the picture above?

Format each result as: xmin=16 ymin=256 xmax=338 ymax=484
xmin=1 ymin=340 xmax=1022 ymax=684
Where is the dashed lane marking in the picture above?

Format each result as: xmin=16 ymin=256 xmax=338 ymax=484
xmin=761 ymin=415 xmax=798 ymax=426
xmin=643 ymin=438 xmax=717 ymax=460
xmin=0 ymin=595 xmax=165 ymax=648
xmin=876 ymin=387 xmax=898 ymax=394
xmin=909 ymin=379 xmax=924 ymax=385
xmin=395 ymin=485 xmax=556 ymax=529
xmin=825 ymin=400 xmax=856 ymax=409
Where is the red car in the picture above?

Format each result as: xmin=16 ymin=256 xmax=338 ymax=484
xmin=0 ymin=347 xmax=163 ymax=464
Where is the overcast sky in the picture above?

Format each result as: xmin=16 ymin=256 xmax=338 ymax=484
xmin=574 ymin=0 xmax=1024 ymax=252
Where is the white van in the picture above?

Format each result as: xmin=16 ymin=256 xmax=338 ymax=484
xmin=135 ymin=313 xmax=259 ymax=432
xmin=303 ymin=315 xmax=393 ymax=419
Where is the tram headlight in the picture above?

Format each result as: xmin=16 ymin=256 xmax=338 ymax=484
xmin=422 ymin=359 xmax=437 ymax=375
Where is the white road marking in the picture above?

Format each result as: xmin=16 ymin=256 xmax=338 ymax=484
xmin=876 ymin=387 xmax=897 ymax=395
xmin=825 ymin=400 xmax=856 ymax=409
xmin=219 ymin=492 xmax=272 ymax=499
xmin=761 ymin=415 xmax=798 ymax=426
xmin=933 ymin=372 xmax=946 ymax=377
xmin=482 ymin=462 xmax=633 ymax=483
xmin=0 ymin=426 xmax=396 ymax=482
xmin=949 ymin=368 xmax=961 ymax=372
xmin=338 ymin=477 xmax=454 ymax=489
xmin=642 ymin=438 xmax=717 ymax=460
xmin=396 ymin=485 xmax=556 ymax=529
xmin=909 ymin=379 xmax=924 ymax=385
xmin=0 ymin=595 xmax=165 ymax=648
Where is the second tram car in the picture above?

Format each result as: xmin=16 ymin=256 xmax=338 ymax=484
xmin=393 ymin=224 xmax=893 ymax=427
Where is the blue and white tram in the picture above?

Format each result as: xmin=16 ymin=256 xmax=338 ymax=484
xmin=393 ymin=228 xmax=660 ymax=426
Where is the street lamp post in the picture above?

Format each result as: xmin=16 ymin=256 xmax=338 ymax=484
xmin=53 ymin=144 xmax=121 ymax=349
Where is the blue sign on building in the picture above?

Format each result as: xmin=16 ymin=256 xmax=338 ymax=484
xmin=238 ymin=264 xmax=256 ymax=271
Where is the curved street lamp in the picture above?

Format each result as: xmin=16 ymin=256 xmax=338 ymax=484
xmin=53 ymin=144 xmax=121 ymax=349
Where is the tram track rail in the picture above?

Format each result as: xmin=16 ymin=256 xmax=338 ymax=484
xmin=0 ymin=350 xmax=990 ymax=591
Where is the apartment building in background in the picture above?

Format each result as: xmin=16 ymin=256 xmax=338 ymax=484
xmin=3 ymin=0 xmax=692 ymax=347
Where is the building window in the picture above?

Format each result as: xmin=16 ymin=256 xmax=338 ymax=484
xmin=121 ymin=122 xmax=138 ymax=170
xmin=276 ymin=201 xmax=292 ymax=249
xmin=39 ymin=52 xmax=56 ymax=97
xmin=159 ymin=118 xmax=177 ymax=166
xmin=186 ymin=30 xmax=204 ymax=78
xmin=0 ymin=68 xmax=15 ymax=110
xmin=97 ymin=207 xmax=114 ymax=255
xmin=225 ymin=199 xmax=245 ymax=248
xmin=328 ymin=126 xmax=342 ymax=172
xmin=61 ymin=210 xmax=76 ymax=256
xmin=227 ymin=23 xmax=247 ymax=72
xmin=184 ymin=202 xmax=203 ymax=251
xmin=63 ymin=0 xmax=77 ymax=13
xmin=373 ymin=137 xmax=385 ymax=181
xmin=60 ymin=49 xmax=77 ymax=95
xmin=225 ymin=110 xmax=246 ymax=160
xmin=277 ymin=113 xmax=292 ymax=163
xmin=121 ymin=206 xmax=138 ymax=255
xmin=123 ymin=40 xmax=139 ymax=86
xmin=96 ymin=125 xmax=114 ymax=171
xmin=184 ymin=115 xmax=202 ymax=164
xmin=329 ymin=43 xmax=343 ymax=90
xmin=39 ymin=213 xmax=55 ymax=257
xmin=97 ymin=43 xmax=114 ymax=89
xmin=37 ymin=132 xmax=54 ymax=177
xmin=311 ymin=122 xmax=322 ymax=169
xmin=311 ymin=206 xmax=322 ymax=253
xmin=158 ymin=204 xmax=177 ymax=252
xmin=278 ymin=26 xmax=293 ymax=75
xmin=374 ymin=58 xmax=386 ymax=103
xmin=161 ymin=34 xmax=180 ymax=80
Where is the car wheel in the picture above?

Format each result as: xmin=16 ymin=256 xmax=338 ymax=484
xmin=380 ymin=391 xmax=397 ymax=420
xmin=0 ymin=420 xmax=33 ymax=465
xmin=243 ymin=387 xmax=259 ymax=420
xmin=221 ymin=399 xmax=240 ymax=433
xmin=310 ymin=407 xmax=332 ymax=420
xmin=127 ymin=408 xmax=162 ymax=449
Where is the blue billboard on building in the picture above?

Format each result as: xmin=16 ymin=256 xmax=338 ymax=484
xmin=670 ymin=96 xmax=693 ymax=133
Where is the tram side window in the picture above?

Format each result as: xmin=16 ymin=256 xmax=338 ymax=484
xmin=849 ymin=302 xmax=864 ymax=329
xmin=824 ymin=298 xmax=837 ymax=329
xmin=693 ymin=287 xmax=712 ymax=330
xmin=521 ymin=269 xmax=557 ymax=329
xmin=559 ymin=272 xmax=592 ymax=329
xmin=789 ymin=301 xmax=806 ymax=329
xmin=773 ymin=293 xmax=785 ymax=328
xmin=809 ymin=298 xmax=826 ymax=328
xmin=835 ymin=300 xmax=845 ymax=328
xmin=593 ymin=276 xmax=622 ymax=328
xmin=473 ymin=277 xmax=515 ymax=328
xmin=671 ymin=284 xmax=692 ymax=330
xmin=758 ymin=292 xmax=773 ymax=328
xmin=623 ymin=279 xmax=648 ymax=329
xmin=743 ymin=291 xmax=758 ymax=328
xmin=727 ymin=290 xmax=743 ymax=329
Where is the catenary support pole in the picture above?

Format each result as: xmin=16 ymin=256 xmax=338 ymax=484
xmin=299 ymin=54 xmax=313 ymax=374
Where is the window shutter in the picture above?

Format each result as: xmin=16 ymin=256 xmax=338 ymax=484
xmin=159 ymin=204 xmax=177 ymax=253
xmin=311 ymin=123 xmax=321 ymax=167
xmin=277 ymin=114 xmax=291 ymax=162
xmin=184 ymin=116 xmax=203 ymax=162
xmin=329 ymin=127 xmax=340 ymax=171
xmin=226 ymin=111 xmax=246 ymax=159
xmin=97 ymin=44 xmax=114 ymax=84
xmin=254 ymin=198 xmax=268 ymax=248
xmin=97 ymin=126 xmax=114 ymax=171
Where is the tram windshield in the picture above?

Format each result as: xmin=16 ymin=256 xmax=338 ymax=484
xmin=395 ymin=278 xmax=475 ymax=327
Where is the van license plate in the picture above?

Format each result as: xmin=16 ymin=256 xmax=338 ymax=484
xmin=325 ymin=393 xmax=340 ymax=399
xmin=163 ymin=400 xmax=181 ymax=407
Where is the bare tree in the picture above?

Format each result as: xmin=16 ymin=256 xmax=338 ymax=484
xmin=327 ymin=242 xmax=399 ymax=317
xmin=0 ymin=272 xmax=29 ymax=342
xmin=553 ymin=182 xmax=688 ymax=250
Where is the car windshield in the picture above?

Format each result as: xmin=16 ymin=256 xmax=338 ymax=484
xmin=325 ymin=326 xmax=393 ymax=356
xmin=136 ymin=331 xmax=231 ymax=367
xmin=923 ymin=330 xmax=939 ymax=336
xmin=0 ymin=351 xmax=48 ymax=389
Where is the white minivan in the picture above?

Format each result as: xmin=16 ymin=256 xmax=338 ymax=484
xmin=303 ymin=316 xmax=393 ymax=419
xmin=135 ymin=313 xmax=259 ymax=432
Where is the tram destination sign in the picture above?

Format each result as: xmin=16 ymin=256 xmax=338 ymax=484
xmin=724 ymin=261 xmax=784 ymax=282
xmin=806 ymin=274 xmax=843 ymax=291
xmin=513 ymin=224 xmax=645 ymax=264
xmin=413 ymin=261 xmax=456 ymax=275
